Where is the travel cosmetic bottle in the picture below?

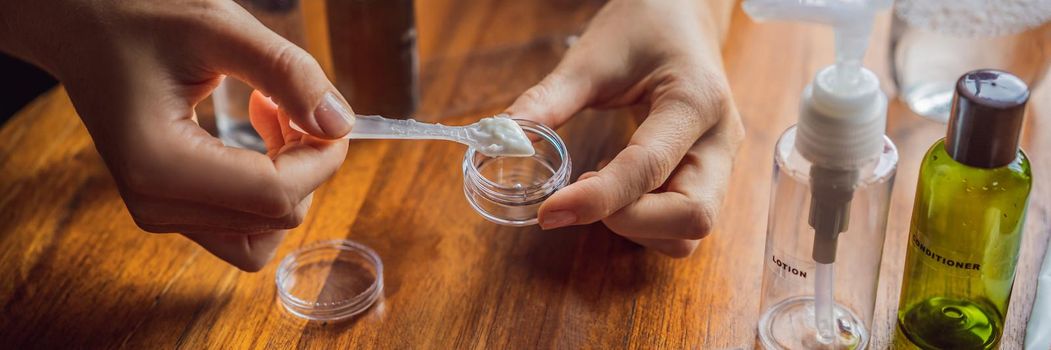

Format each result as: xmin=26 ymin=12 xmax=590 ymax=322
xmin=759 ymin=67 xmax=898 ymax=350
xmin=895 ymin=70 xmax=1032 ymax=349
xmin=744 ymin=0 xmax=898 ymax=348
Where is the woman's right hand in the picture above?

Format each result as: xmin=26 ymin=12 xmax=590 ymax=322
xmin=0 ymin=0 xmax=353 ymax=271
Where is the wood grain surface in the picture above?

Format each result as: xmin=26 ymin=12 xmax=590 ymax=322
xmin=1 ymin=0 xmax=1048 ymax=348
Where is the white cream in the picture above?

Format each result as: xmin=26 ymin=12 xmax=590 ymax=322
xmin=468 ymin=115 xmax=536 ymax=157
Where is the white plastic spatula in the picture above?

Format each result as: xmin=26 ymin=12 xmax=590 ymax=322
xmin=290 ymin=114 xmax=535 ymax=157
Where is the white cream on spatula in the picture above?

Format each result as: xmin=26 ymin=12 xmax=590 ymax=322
xmin=466 ymin=115 xmax=535 ymax=157
xmin=290 ymin=113 xmax=535 ymax=157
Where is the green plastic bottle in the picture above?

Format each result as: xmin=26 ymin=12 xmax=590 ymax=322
xmin=895 ymin=70 xmax=1033 ymax=350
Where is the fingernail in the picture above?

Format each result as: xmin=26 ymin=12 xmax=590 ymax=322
xmin=540 ymin=210 xmax=577 ymax=230
xmin=314 ymin=92 xmax=355 ymax=138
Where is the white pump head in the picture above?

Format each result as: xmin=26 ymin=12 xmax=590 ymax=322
xmin=798 ymin=66 xmax=887 ymax=167
xmin=743 ymin=0 xmax=890 ymax=167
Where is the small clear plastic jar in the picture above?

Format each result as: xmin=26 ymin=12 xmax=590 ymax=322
xmin=462 ymin=119 xmax=571 ymax=226
xmin=275 ymin=239 xmax=383 ymax=321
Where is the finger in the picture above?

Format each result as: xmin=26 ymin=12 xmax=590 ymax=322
xmin=536 ymin=98 xmax=718 ymax=229
xmin=200 ymin=3 xmax=354 ymax=139
xmin=248 ymin=90 xmax=286 ymax=158
xmin=603 ymin=119 xmax=738 ymax=240
xmin=128 ymin=193 xmax=312 ymax=233
xmin=131 ymin=118 xmax=346 ymax=219
xmin=622 ymin=237 xmax=699 ymax=259
xmin=137 ymin=222 xmax=264 ymax=236
xmin=249 ymin=90 xmax=304 ymax=152
xmin=269 ymin=136 xmax=346 ymax=207
xmin=182 ymin=230 xmax=288 ymax=272
xmin=278 ymin=108 xmax=305 ymax=146
xmin=582 ymin=160 xmax=705 ymax=258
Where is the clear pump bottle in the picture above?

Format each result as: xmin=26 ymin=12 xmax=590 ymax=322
xmin=744 ymin=0 xmax=896 ymax=347
xmin=758 ymin=67 xmax=898 ymax=350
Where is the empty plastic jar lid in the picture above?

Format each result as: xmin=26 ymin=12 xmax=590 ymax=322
xmin=275 ymin=239 xmax=383 ymax=321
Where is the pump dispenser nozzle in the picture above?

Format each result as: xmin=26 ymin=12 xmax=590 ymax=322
xmin=809 ymin=166 xmax=858 ymax=263
xmin=800 ymin=66 xmax=886 ymax=266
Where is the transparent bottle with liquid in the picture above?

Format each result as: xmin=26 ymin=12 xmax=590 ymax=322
xmin=758 ymin=67 xmax=899 ymax=350
xmin=889 ymin=0 xmax=1050 ymax=122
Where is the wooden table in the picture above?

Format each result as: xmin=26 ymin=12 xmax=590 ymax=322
xmin=2 ymin=1 xmax=1048 ymax=348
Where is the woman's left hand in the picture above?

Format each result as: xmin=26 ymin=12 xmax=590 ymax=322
xmin=507 ymin=0 xmax=744 ymax=257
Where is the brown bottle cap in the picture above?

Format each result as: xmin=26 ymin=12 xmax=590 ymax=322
xmin=946 ymin=69 xmax=1029 ymax=168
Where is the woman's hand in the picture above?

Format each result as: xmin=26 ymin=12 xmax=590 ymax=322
xmin=508 ymin=0 xmax=744 ymax=257
xmin=0 ymin=0 xmax=353 ymax=271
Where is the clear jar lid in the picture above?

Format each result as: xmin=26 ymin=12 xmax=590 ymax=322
xmin=275 ymin=239 xmax=383 ymax=321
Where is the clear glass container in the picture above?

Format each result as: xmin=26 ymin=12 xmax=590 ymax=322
xmin=214 ymin=0 xmax=308 ymax=152
xmin=889 ymin=0 xmax=1050 ymax=122
xmin=462 ymin=119 xmax=570 ymax=226
xmin=758 ymin=126 xmax=898 ymax=349
xmin=276 ymin=239 xmax=383 ymax=321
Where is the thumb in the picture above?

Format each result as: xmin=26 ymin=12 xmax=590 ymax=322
xmin=248 ymin=90 xmax=287 ymax=158
xmin=536 ymin=170 xmax=618 ymax=229
xmin=203 ymin=7 xmax=354 ymax=139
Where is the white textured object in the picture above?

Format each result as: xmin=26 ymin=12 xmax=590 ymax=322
xmin=896 ymin=0 xmax=1051 ymax=37
xmin=468 ymin=115 xmax=535 ymax=157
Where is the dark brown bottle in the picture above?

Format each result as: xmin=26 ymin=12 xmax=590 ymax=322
xmin=326 ymin=0 xmax=419 ymax=118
